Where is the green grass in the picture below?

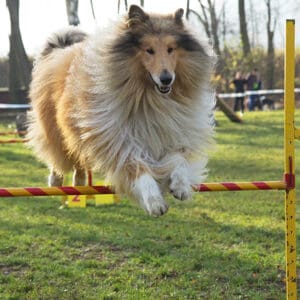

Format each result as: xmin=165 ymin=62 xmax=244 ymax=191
xmin=0 ymin=110 xmax=299 ymax=299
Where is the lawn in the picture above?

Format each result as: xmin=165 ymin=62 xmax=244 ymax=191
xmin=0 ymin=110 xmax=298 ymax=299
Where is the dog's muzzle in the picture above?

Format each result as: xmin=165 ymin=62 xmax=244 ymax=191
xmin=150 ymin=70 xmax=175 ymax=95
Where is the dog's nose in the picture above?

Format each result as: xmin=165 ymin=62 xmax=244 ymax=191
xmin=159 ymin=70 xmax=173 ymax=85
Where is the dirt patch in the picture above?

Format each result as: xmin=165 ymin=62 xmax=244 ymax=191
xmin=0 ymin=263 xmax=30 ymax=277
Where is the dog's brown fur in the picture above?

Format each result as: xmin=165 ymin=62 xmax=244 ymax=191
xmin=27 ymin=5 xmax=216 ymax=216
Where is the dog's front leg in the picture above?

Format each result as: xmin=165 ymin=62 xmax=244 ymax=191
xmin=169 ymin=156 xmax=192 ymax=201
xmin=132 ymin=173 xmax=169 ymax=217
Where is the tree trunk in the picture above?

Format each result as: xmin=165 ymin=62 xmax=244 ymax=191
xmin=118 ymin=0 xmax=128 ymax=13
xmin=221 ymin=2 xmax=227 ymax=50
xmin=6 ymin=0 xmax=32 ymax=103
xmin=266 ymin=31 xmax=275 ymax=89
xmin=90 ymin=0 xmax=96 ymax=20
xmin=216 ymin=96 xmax=243 ymax=123
xmin=238 ymin=0 xmax=251 ymax=56
xmin=192 ymin=1 xmax=220 ymax=55
xmin=188 ymin=8 xmax=211 ymax=39
xmin=66 ymin=0 xmax=80 ymax=26
xmin=186 ymin=0 xmax=190 ymax=19
xmin=249 ymin=0 xmax=259 ymax=47
xmin=8 ymin=35 xmax=22 ymax=104
xmin=207 ymin=0 xmax=221 ymax=56
xmin=117 ymin=0 xmax=121 ymax=13
xmin=265 ymin=0 xmax=276 ymax=89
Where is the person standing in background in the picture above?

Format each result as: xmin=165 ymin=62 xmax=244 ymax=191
xmin=246 ymin=68 xmax=260 ymax=111
xmin=232 ymin=71 xmax=247 ymax=115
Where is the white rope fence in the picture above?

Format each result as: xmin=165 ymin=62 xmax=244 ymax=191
xmin=218 ymin=88 xmax=300 ymax=99
xmin=0 ymin=88 xmax=299 ymax=109
xmin=0 ymin=104 xmax=30 ymax=109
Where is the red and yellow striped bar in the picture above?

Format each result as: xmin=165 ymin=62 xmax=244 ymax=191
xmin=0 ymin=130 xmax=27 ymax=136
xmin=0 ymin=181 xmax=286 ymax=197
xmin=193 ymin=181 xmax=286 ymax=192
xmin=0 ymin=185 xmax=114 ymax=197
xmin=0 ymin=139 xmax=28 ymax=144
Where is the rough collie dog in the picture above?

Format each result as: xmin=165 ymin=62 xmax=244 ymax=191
xmin=27 ymin=5 xmax=216 ymax=216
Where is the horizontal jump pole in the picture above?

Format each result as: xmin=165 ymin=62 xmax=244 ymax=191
xmin=192 ymin=181 xmax=286 ymax=192
xmin=0 ymin=186 xmax=115 ymax=197
xmin=0 ymin=139 xmax=28 ymax=144
xmin=0 ymin=131 xmax=27 ymax=136
xmin=0 ymin=181 xmax=286 ymax=197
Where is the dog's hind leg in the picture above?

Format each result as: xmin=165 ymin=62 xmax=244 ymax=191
xmin=48 ymin=169 xmax=64 ymax=186
xmin=73 ymin=167 xmax=86 ymax=186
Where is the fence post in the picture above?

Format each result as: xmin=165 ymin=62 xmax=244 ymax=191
xmin=284 ymin=19 xmax=297 ymax=300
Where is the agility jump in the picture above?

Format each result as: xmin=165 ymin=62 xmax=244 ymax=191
xmin=0 ymin=20 xmax=297 ymax=299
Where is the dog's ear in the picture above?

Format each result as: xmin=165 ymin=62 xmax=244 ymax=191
xmin=127 ymin=5 xmax=149 ymax=27
xmin=174 ymin=8 xmax=184 ymax=25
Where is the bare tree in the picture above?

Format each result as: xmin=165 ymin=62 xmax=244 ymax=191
xmin=249 ymin=0 xmax=259 ymax=47
xmin=118 ymin=0 xmax=121 ymax=13
xmin=207 ymin=0 xmax=220 ymax=56
xmin=186 ymin=0 xmax=190 ymax=20
xmin=265 ymin=0 xmax=277 ymax=89
xmin=90 ymin=0 xmax=96 ymax=21
xmin=66 ymin=0 xmax=80 ymax=26
xmin=118 ymin=0 xmax=128 ymax=13
xmin=188 ymin=3 xmax=211 ymax=39
xmin=188 ymin=1 xmax=243 ymax=121
xmin=6 ymin=0 xmax=32 ymax=103
xmin=221 ymin=2 xmax=227 ymax=49
xmin=188 ymin=0 xmax=222 ymax=55
xmin=238 ymin=0 xmax=251 ymax=56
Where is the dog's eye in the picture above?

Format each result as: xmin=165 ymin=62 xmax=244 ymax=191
xmin=167 ymin=47 xmax=174 ymax=54
xmin=146 ymin=48 xmax=155 ymax=55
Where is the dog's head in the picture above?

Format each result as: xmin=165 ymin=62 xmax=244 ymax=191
xmin=126 ymin=6 xmax=185 ymax=95
xmin=110 ymin=5 xmax=209 ymax=96
xmin=138 ymin=33 xmax=178 ymax=95
xmin=114 ymin=5 xmax=205 ymax=96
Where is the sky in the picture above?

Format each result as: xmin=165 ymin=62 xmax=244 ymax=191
xmin=0 ymin=0 xmax=299 ymax=57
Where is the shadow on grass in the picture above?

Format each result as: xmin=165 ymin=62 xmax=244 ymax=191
xmin=0 ymin=197 xmax=285 ymax=258
xmin=216 ymin=124 xmax=283 ymax=148
xmin=0 ymin=196 xmax=286 ymax=298
xmin=0 ymin=148 xmax=41 ymax=165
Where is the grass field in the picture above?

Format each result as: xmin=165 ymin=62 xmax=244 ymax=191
xmin=0 ymin=110 xmax=299 ymax=299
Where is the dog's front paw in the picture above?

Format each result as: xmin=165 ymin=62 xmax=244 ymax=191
xmin=169 ymin=173 xmax=192 ymax=201
xmin=170 ymin=184 xmax=192 ymax=201
xmin=133 ymin=174 xmax=169 ymax=217
xmin=143 ymin=196 xmax=169 ymax=217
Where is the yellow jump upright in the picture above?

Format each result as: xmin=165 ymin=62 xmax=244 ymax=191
xmin=284 ymin=19 xmax=297 ymax=300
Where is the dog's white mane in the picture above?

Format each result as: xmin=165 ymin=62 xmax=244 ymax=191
xmin=69 ymin=20 xmax=215 ymax=187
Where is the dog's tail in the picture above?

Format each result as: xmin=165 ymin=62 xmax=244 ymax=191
xmin=41 ymin=27 xmax=88 ymax=57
